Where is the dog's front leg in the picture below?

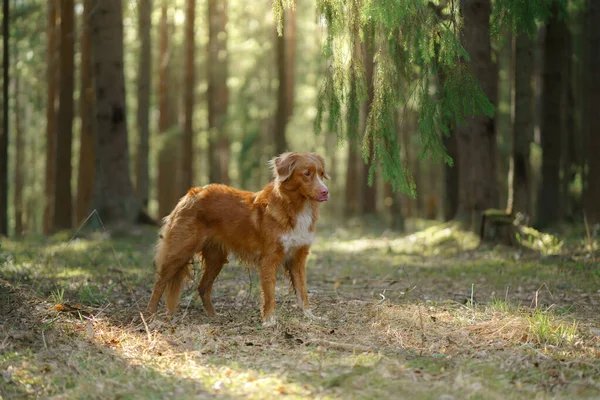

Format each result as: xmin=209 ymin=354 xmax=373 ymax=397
xmin=260 ymin=253 xmax=284 ymax=327
xmin=287 ymin=246 xmax=324 ymax=321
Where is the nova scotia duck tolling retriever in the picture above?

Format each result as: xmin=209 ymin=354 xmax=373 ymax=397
xmin=147 ymin=152 xmax=330 ymax=326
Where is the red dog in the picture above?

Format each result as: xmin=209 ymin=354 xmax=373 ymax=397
xmin=147 ymin=152 xmax=330 ymax=326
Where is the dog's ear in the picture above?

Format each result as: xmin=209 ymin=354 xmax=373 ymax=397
xmin=310 ymin=153 xmax=331 ymax=180
xmin=269 ymin=152 xmax=298 ymax=182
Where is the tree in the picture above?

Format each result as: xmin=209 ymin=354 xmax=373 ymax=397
xmin=508 ymin=31 xmax=534 ymax=217
xmin=180 ymin=0 xmax=196 ymax=192
xmin=89 ymin=0 xmax=140 ymax=224
xmin=273 ymin=6 xmax=295 ymax=154
xmin=537 ymin=3 xmax=567 ymax=228
xmin=43 ymin=0 xmax=57 ymax=235
xmin=157 ymin=3 xmax=180 ymax=219
xmin=361 ymin=25 xmax=377 ymax=216
xmin=76 ymin=0 xmax=95 ymax=225
xmin=455 ymin=0 xmax=498 ymax=226
xmin=585 ymin=0 xmax=600 ymax=224
xmin=208 ymin=0 xmax=230 ymax=184
xmin=14 ymin=67 xmax=23 ymax=236
xmin=53 ymin=0 xmax=75 ymax=231
xmin=136 ymin=0 xmax=152 ymax=208
xmin=0 ymin=0 xmax=8 ymax=236
xmin=313 ymin=1 xmax=492 ymax=207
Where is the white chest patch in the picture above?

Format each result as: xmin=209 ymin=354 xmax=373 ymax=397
xmin=280 ymin=203 xmax=314 ymax=253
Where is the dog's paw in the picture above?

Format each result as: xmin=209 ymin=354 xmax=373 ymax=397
xmin=262 ymin=315 xmax=277 ymax=327
xmin=303 ymin=309 xmax=327 ymax=322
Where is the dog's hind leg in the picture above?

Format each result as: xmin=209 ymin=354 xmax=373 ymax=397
xmin=147 ymin=223 xmax=204 ymax=314
xmin=197 ymin=244 xmax=228 ymax=317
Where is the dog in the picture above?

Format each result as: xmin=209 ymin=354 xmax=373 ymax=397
xmin=147 ymin=152 xmax=330 ymax=326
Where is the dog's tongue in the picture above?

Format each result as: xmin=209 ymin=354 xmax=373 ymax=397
xmin=317 ymin=195 xmax=329 ymax=202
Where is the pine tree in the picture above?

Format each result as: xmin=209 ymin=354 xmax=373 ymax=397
xmin=44 ymin=0 xmax=57 ymax=235
xmin=136 ymin=0 xmax=152 ymax=208
xmin=208 ymin=0 xmax=230 ymax=184
xmin=54 ymin=0 xmax=75 ymax=231
xmin=181 ymin=0 xmax=196 ymax=192
xmin=291 ymin=0 xmax=563 ymax=207
xmin=76 ymin=0 xmax=95 ymax=225
xmin=585 ymin=0 xmax=600 ymax=224
xmin=537 ymin=2 xmax=568 ymax=228
xmin=89 ymin=0 xmax=140 ymax=224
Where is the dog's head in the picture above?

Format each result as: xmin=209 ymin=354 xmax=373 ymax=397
xmin=269 ymin=152 xmax=330 ymax=202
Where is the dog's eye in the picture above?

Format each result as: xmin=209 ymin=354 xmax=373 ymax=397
xmin=304 ymin=171 xmax=311 ymax=177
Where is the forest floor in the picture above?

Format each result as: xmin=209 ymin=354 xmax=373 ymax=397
xmin=1 ymin=218 xmax=600 ymax=399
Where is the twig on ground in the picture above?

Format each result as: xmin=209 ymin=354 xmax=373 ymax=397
xmin=41 ymin=329 xmax=47 ymax=350
xmin=140 ymin=312 xmax=152 ymax=343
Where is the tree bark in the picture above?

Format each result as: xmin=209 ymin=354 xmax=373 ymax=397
xmin=76 ymin=0 xmax=95 ymax=226
xmin=208 ymin=0 xmax=229 ymax=184
xmin=345 ymin=143 xmax=360 ymax=217
xmin=508 ymin=32 xmax=534 ymax=217
xmin=181 ymin=0 xmax=195 ymax=192
xmin=136 ymin=0 xmax=152 ymax=208
xmin=157 ymin=3 xmax=180 ymax=219
xmin=53 ymin=0 xmax=75 ymax=231
xmin=585 ymin=0 xmax=600 ymax=224
xmin=273 ymin=7 xmax=295 ymax=155
xmin=456 ymin=0 xmax=498 ymax=229
xmin=435 ymin=46 xmax=459 ymax=221
xmin=89 ymin=0 xmax=140 ymax=225
xmin=43 ymin=0 xmax=57 ymax=235
xmin=0 ymin=0 xmax=8 ymax=236
xmin=361 ymin=26 xmax=377 ymax=216
xmin=14 ymin=70 xmax=23 ymax=236
xmin=537 ymin=4 xmax=567 ymax=228
xmin=560 ymin=30 xmax=574 ymax=220
xmin=443 ymin=131 xmax=458 ymax=221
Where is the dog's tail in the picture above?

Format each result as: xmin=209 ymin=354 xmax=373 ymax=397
xmin=165 ymin=262 xmax=193 ymax=313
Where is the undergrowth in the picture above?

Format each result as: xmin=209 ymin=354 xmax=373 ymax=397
xmin=1 ymin=221 xmax=599 ymax=399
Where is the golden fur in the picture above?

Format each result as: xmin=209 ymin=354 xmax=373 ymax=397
xmin=147 ymin=152 xmax=330 ymax=325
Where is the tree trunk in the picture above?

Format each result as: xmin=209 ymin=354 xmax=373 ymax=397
xmin=76 ymin=0 xmax=95 ymax=226
xmin=136 ymin=0 xmax=152 ymax=208
xmin=273 ymin=7 xmax=295 ymax=155
xmin=345 ymin=143 xmax=360 ymax=217
xmin=537 ymin=4 xmax=567 ymax=228
xmin=14 ymin=70 xmax=23 ymax=236
xmin=361 ymin=27 xmax=377 ymax=216
xmin=89 ymin=0 xmax=140 ymax=225
xmin=435 ymin=46 xmax=459 ymax=221
xmin=284 ymin=7 xmax=295 ymax=121
xmin=181 ymin=0 xmax=195 ymax=192
xmin=508 ymin=32 xmax=534 ymax=217
xmin=274 ymin=26 xmax=288 ymax=154
xmin=0 ymin=0 xmax=8 ymax=236
xmin=53 ymin=0 xmax=75 ymax=231
xmin=44 ymin=0 xmax=57 ymax=235
xmin=560 ymin=30 xmax=574 ymax=221
xmin=456 ymin=0 xmax=498 ymax=229
xmin=384 ymin=108 xmax=404 ymax=230
xmin=208 ymin=0 xmax=230 ymax=184
xmin=585 ymin=0 xmax=600 ymax=224
xmin=157 ymin=3 xmax=180 ymax=219
xmin=443 ymin=131 xmax=458 ymax=221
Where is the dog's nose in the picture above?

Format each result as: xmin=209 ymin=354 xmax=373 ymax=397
xmin=320 ymin=188 xmax=329 ymax=197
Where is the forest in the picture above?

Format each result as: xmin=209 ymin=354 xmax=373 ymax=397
xmin=0 ymin=0 xmax=599 ymax=398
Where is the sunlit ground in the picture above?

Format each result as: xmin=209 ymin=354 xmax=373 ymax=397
xmin=1 ymin=220 xmax=599 ymax=399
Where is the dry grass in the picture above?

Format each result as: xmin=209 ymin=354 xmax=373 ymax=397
xmin=1 ymin=220 xmax=600 ymax=399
